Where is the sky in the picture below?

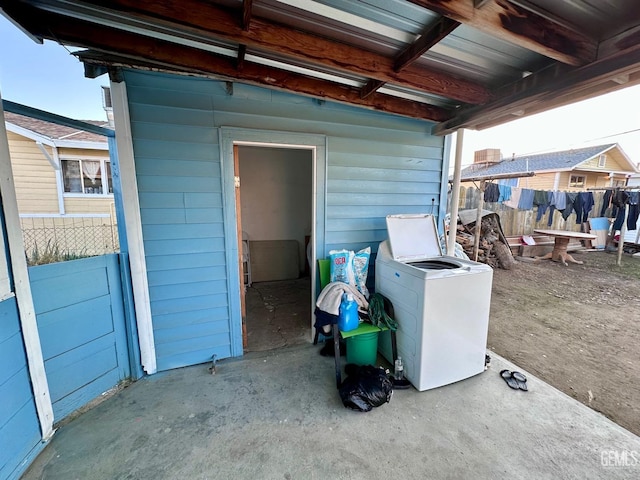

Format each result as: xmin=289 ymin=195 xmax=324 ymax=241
xmin=1 ymin=13 xmax=640 ymax=168
xmin=0 ymin=14 xmax=108 ymax=122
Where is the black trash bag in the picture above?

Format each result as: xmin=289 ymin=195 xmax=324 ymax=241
xmin=338 ymin=364 xmax=393 ymax=412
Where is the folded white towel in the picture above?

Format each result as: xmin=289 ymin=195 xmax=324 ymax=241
xmin=315 ymin=281 xmax=369 ymax=316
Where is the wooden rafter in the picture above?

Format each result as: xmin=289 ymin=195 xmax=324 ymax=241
xmin=360 ymin=80 xmax=385 ymax=100
xmin=78 ymin=47 xmax=451 ymax=122
xmin=242 ymin=0 xmax=252 ymax=31
xmin=237 ymin=44 xmax=246 ymax=70
xmin=360 ymin=16 xmax=460 ymax=99
xmin=407 ymin=0 xmax=597 ymax=66
xmin=36 ymin=0 xmax=490 ymax=105
xmin=394 ymin=17 xmax=460 ymax=72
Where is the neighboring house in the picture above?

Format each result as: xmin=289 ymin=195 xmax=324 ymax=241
xmin=461 ymin=144 xmax=639 ymax=190
xmin=4 ymin=110 xmax=118 ymax=257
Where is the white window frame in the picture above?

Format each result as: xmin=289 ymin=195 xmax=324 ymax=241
xmin=598 ymin=154 xmax=606 ymax=167
xmin=60 ymin=154 xmax=114 ymax=197
xmin=569 ymin=174 xmax=586 ymax=188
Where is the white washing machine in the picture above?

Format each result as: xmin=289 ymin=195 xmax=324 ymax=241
xmin=376 ymin=214 xmax=493 ymax=391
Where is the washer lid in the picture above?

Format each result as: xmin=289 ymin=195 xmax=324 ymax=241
xmin=386 ymin=214 xmax=442 ymax=261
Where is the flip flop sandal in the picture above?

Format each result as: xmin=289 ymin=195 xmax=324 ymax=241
xmin=511 ymin=371 xmax=528 ymax=391
xmin=500 ymin=369 xmax=519 ymax=390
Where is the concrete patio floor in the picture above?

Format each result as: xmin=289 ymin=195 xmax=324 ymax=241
xmin=22 ymin=343 xmax=640 ymax=479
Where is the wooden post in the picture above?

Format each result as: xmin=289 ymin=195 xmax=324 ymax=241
xmin=0 ymin=94 xmax=55 ymax=439
xmin=473 ymin=180 xmax=485 ymax=262
xmin=111 ymin=80 xmax=157 ymax=374
xmin=447 ymin=129 xmax=465 ymax=256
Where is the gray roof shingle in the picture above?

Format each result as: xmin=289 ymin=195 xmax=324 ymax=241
xmin=460 ymin=144 xmax=617 ymax=179
xmin=5 ymin=111 xmax=108 ymax=144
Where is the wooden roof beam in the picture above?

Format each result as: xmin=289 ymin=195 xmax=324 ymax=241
xmin=237 ymin=44 xmax=246 ymax=70
xmin=394 ymin=17 xmax=460 ymax=72
xmin=75 ymin=46 xmax=452 ymax=122
xmin=5 ymin=6 xmax=452 ymax=122
xmin=36 ymin=0 xmax=490 ymax=105
xmin=407 ymin=0 xmax=597 ymax=66
xmin=360 ymin=16 xmax=460 ymax=99
xmin=242 ymin=0 xmax=252 ymax=31
xmin=360 ymin=80 xmax=385 ymax=100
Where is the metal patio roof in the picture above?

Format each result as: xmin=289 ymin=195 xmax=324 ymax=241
xmin=2 ymin=0 xmax=640 ymax=135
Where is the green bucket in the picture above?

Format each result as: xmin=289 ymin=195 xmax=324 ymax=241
xmin=346 ymin=331 xmax=379 ymax=366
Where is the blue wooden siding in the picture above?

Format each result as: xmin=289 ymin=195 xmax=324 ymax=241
xmin=29 ymin=254 xmax=130 ymax=422
xmin=0 ymin=297 xmax=42 ymax=480
xmin=123 ymin=70 xmax=445 ymax=371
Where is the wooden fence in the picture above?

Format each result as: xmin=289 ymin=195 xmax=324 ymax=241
xmin=453 ymin=186 xmax=606 ymax=237
xmin=29 ymin=254 xmax=131 ymax=422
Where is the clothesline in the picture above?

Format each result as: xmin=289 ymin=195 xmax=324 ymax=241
xmin=587 ymin=186 xmax=640 ymax=191
xmin=478 ymin=184 xmax=640 ymax=233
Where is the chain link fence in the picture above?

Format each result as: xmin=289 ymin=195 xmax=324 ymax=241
xmin=21 ymin=216 xmax=119 ymax=264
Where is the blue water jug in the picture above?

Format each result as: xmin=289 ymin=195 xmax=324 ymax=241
xmin=338 ymin=293 xmax=359 ymax=332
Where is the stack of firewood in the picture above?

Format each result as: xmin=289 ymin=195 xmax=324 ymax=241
xmin=455 ymin=216 xmax=516 ymax=270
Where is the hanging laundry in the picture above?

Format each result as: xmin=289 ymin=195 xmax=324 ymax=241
xmin=600 ymin=189 xmax=613 ymax=217
xmin=547 ymin=204 xmax=556 ymax=226
xmin=497 ymin=184 xmax=511 ymax=203
xmin=484 ymin=183 xmax=500 ymax=202
xmin=546 ymin=191 xmax=565 ymax=226
xmin=552 ymin=191 xmax=567 ymax=211
xmin=577 ymin=191 xmax=594 ymax=224
xmin=572 ymin=193 xmax=584 ymax=225
xmin=562 ymin=192 xmax=579 ymax=220
xmin=627 ymin=192 xmax=639 ymax=231
xmin=534 ymin=190 xmax=551 ymax=222
xmin=612 ymin=190 xmax=629 ymax=231
xmin=503 ymin=187 xmax=521 ymax=209
xmin=517 ymin=188 xmax=535 ymax=210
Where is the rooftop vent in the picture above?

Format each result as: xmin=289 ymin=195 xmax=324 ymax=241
xmin=473 ymin=148 xmax=502 ymax=165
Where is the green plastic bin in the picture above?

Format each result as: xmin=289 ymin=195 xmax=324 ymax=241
xmin=346 ymin=331 xmax=379 ymax=366
xmin=318 ymin=259 xmax=331 ymax=289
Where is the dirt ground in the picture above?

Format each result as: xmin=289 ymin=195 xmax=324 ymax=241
xmin=488 ymin=249 xmax=640 ymax=436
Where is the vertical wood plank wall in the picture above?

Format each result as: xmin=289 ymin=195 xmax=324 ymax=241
xmin=123 ymin=70 xmax=445 ymax=371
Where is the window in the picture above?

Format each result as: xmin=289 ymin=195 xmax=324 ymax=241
xmin=569 ymin=175 xmax=585 ymax=188
xmin=598 ymin=154 xmax=606 ymax=167
xmin=62 ymin=158 xmax=113 ymax=195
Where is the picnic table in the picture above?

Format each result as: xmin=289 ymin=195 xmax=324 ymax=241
xmin=533 ymin=229 xmax=596 ymax=266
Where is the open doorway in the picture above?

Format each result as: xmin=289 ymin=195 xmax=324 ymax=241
xmin=235 ymin=144 xmax=313 ymax=352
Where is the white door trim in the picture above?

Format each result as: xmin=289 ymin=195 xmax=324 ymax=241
xmin=219 ymin=127 xmax=327 ymax=352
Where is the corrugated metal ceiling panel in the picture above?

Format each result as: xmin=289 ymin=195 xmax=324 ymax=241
xmin=255 ymin=0 xmax=553 ymax=88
